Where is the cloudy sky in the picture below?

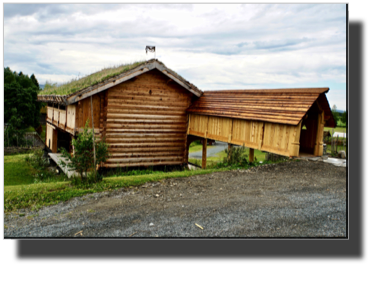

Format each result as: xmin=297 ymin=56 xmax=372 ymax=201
xmin=4 ymin=3 xmax=347 ymax=110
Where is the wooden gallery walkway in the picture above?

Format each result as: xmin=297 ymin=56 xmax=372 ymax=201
xmin=186 ymin=88 xmax=335 ymax=168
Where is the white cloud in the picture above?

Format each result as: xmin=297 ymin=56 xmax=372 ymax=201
xmin=4 ymin=3 xmax=346 ymax=110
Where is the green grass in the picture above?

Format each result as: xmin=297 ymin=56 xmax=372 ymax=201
xmin=4 ymin=154 xmax=37 ymax=186
xmin=39 ymin=61 xmax=144 ymax=97
xmin=3 ymin=148 xmax=279 ymax=213
xmin=324 ymin=127 xmax=346 ymax=133
xmin=4 ymin=167 xmax=236 ymax=213
xmin=189 ymin=144 xmax=214 ymax=153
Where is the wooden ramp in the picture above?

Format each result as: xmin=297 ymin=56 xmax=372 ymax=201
xmin=48 ymin=153 xmax=81 ymax=179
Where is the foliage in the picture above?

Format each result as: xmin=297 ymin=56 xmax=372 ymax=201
xmin=39 ymin=61 xmax=144 ymax=96
xmin=223 ymin=144 xmax=248 ymax=165
xmin=331 ymin=104 xmax=340 ymax=125
xmin=189 ymin=140 xmax=202 ymax=147
xmin=4 ymin=108 xmax=31 ymax=147
xmin=341 ymin=111 xmax=347 ymax=125
xmin=4 ymin=67 xmax=41 ymax=129
xmin=59 ymin=120 xmax=110 ymax=182
xmin=24 ymin=149 xmax=68 ymax=184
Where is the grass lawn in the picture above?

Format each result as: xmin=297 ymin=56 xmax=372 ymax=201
xmin=189 ymin=144 xmax=214 ymax=153
xmin=4 ymin=166 xmax=236 ymax=213
xmin=4 ymin=154 xmax=37 ymax=186
xmin=324 ymin=127 xmax=346 ymax=133
xmin=4 ymin=150 xmax=277 ymax=213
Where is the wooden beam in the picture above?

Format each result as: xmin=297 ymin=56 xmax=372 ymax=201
xmin=202 ymin=138 xmax=207 ymax=169
xmin=227 ymin=143 xmax=232 ymax=161
xmin=249 ymin=148 xmax=254 ymax=163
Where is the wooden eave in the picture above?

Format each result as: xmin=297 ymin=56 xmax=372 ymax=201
xmin=37 ymin=59 xmax=203 ymax=105
xmin=187 ymin=88 xmax=333 ymax=126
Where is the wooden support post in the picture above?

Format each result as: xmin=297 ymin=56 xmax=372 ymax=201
xmin=227 ymin=143 xmax=232 ymax=161
xmin=249 ymin=148 xmax=254 ymax=163
xmin=202 ymin=138 xmax=207 ymax=169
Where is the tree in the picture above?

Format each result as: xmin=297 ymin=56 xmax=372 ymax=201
xmin=60 ymin=120 xmax=110 ymax=182
xmin=4 ymin=108 xmax=29 ymax=147
xmin=331 ymin=104 xmax=340 ymax=125
xmin=341 ymin=111 xmax=347 ymax=125
xmin=4 ymin=67 xmax=41 ymax=129
xmin=31 ymin=74 xmax=40 ymax=89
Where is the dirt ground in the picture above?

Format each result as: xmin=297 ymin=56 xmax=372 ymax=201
xmin=4 ymin=160 xmax=347 ymax=238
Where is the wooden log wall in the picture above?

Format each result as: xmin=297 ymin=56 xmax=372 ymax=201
xmin=74 ymin=94 xmax=102 ymax=142
xmin=188 ymin=113 xmax=302 ymax=157
xmin=103 ymin=69 xmax=193 ymax=168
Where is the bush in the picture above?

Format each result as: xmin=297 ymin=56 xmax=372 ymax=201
xmin=25 ymin=149 xmax=49 ymax=170
xmin=223 ymin=144 xmax=248 ymax=166
xmin=189 ymin=140 xmax=202 ymax=147
xmin=59 ymin=120 xmax=110 ymax=183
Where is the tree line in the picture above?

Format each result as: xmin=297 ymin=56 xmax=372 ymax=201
xmin=331 ymin=104 xmax=347 ymax=127
xmin=4 ymin=67 xmax=43 ymax=146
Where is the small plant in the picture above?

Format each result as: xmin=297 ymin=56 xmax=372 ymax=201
xmin=59 ymin=120 xmax=110 ymax=183
xmin=223 ymin=144 xmax=248 ymax=166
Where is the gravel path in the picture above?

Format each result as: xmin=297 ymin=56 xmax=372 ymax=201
xmin=4 ymin=161 xmax=347 ymax=238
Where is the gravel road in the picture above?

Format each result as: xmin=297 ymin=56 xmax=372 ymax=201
xmin=4 ymin=161 xmax=347 ymax=238
xmin=188 ymin=141 xmax=228 ymax=159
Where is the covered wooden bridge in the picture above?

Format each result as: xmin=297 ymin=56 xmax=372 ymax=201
xmin=186 ymin=88 xmax=336 ymax=168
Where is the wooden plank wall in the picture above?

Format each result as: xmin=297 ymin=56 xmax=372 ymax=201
xmin=103 ymin=69 xmax=193 ymax=168
xmin=58 ymin=109 xmax=66 ymax=130
xmin=189 ymin=113 xmax=302 ymax=157
xmin=46 ymin=123 xmax=58 ymax=153
xmin=47 ymin=107 xmax=53 ymax=123
xmin=53 ymin=109 xmax=59 ymax=127
xmin=66 ymin=105 xmax=76 ymax=135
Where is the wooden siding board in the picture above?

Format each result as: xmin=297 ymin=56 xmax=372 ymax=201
xmin=104 ymin=69 xmax=192 ymax=168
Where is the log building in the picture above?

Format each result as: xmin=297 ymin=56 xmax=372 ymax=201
xmin=38 ymin=59 xmax=336 ymax=169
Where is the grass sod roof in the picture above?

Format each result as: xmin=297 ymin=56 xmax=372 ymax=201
xmin=37 ymin=59 xmax=203 ymax=105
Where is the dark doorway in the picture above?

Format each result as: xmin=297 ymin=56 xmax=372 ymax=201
xmin=57 ymin=129 xmax=73 ymax=154
xmin=299 ymin=102 xmax=321 ymax=156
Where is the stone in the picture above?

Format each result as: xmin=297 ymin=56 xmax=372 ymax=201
xmin=154 ymin=194 xmax=159 ymax=198
xmin=149 ymin=223 xmax=154 ymax=226
xmin=338 ymin=150 xmax=346 ymax=159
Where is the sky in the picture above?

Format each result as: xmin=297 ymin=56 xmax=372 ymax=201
xmin=3 ymin=3 xmax=347 ymax=110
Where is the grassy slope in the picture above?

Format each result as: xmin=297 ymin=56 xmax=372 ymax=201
xmin=4 ymin=154 xmax=37 ymax=186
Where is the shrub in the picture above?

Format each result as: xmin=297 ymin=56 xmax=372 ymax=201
xmin=59 ymin=120 xmax=110 ymax=183
xmin=223 ymin=144 xmax=248 ymax=166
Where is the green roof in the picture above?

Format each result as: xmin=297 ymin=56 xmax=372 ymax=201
xmin=39 ymin=61 xmax=144 ymax=96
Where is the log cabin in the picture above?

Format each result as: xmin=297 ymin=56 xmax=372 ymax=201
xmin=37 ymin=59 xmax=336 ymax=169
